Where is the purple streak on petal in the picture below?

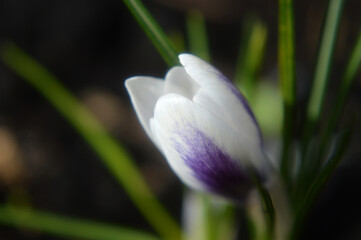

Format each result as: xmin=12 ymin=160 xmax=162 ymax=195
xmin=172 ymin=123 xmax=253 ymax=200
xmin=217 ymin=73 xmax=257 ymax=125
xmin=216 ymin=72 xmax=264 ymax=146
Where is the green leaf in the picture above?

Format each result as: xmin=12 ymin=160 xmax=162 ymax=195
xmin=123 ymin=0 xmax=179 ymax=67
xmin=278 ymin=0 xmax=296 ymax=185
xmin=186 ymin=10 xmax=210 ymax=61
xmin=252 ymin=82 xmax=283 ymax=137
xmin=235 ymin=17 xmax=267 ymax=100
xmin=297 ymin=31 xmax=361 ymax=200
xmin=306 ymin=0 xmax=344 ymax=124
xmin=297 ymin=0 xmax=345 ymax=197
xmin=1 ymin=42 xmax=182 ymax=240
xmin=0 ymin=205 xmax=160 ymax=240
xmin=320 ymin=30 xmax=361 ymax=156
xmin=301 ymin=0 xmax=344 ymax=162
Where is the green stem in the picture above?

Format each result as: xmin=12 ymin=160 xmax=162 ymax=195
xmin=278 ymin=0 xmax=296 ymax=184
xmin=123 ymin=0 xmax=179 ymax=67
xmin=201 ymin=195 xmax=217 ymax=240
xmin=1 ymin=43 xmax=182 ymax=240
xmin=0 ymin=205 xmax=160 ymax=240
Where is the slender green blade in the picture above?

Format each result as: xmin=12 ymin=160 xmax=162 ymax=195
xmin=298 ymin=32 xmax=361 ymax=201
xmin=278 ymin=0 xmax=296 ymax=107
xmin=235 ymin=17 xmax=267 ymax=99
xmin=278 ymin=0 xmax=296 ymax=184
xmin=123 ymin=0 xmax=179 ymax=67
xmin=1 ymin=43 xmax=182 ymax=240
xmin=321 ymin=31 xmax=361 ymax=151
xmin=252 ymin=82 xmax=283 ymax=137
xmin=307 ymin=0 xmax=344 ymax=123
xmin=297 ymin=0 xmax=345 ymax=194
xmin=302 ymin=32 xmax=361 ymax=189
xmin=0 ymin=205 xmax=160 ymax=240
xmin=186 ymin=10 xmax=210 ymax=61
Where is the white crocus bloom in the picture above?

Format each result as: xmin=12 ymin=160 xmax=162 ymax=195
xmin=125 ymin=54 xmax=271 ymax=200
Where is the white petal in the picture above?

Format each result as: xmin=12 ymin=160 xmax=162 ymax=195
xmin=193 ymin=88 xmax=261 ymax=147
xmin=164 ymin=66 xmax=199 ymax=99
xmin=152 ymin=93 xmax=267 ymax=195
xmin=178 ymin=53 xmax=224 ymax=87
xmin=179 ymin=53 xmax=262 ymax=147
xmin=125 ymin=76 xmax=164 ymax=142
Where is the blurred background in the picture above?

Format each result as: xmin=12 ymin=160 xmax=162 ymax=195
xmin=0 ymin=0 xmax=360 ymax=239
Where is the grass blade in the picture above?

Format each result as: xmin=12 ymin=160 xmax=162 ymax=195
xmin=0 ymin=205 xmax=160 ymax=240
xmin=306 ymin=0 xmax=344 ymax=124
xmin=321 ymin=31 xmax=361 ymax=153
xmin=1 ymin=42 xmax=182 ymax=240
xmin=278 ymin=0 xmax=296 ymax=183
xmin=300 ymin=32 xmax=361 ymax=198
xmin=186 ymin=10 xmax=210 ymax=61
xmin=235 ymin=17 xmax=267 ymax=99
xmin=297 ymin=0 xmax=345 ymax=195
xmin=123 ymin=0 xmax=179 ymax=67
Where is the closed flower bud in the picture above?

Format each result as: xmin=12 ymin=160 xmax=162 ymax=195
xmin=125 ymin=54 xmax=271 ymax=200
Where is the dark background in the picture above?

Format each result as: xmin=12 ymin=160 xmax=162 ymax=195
xmin=0 ymin=0 xmax=360 ymax=239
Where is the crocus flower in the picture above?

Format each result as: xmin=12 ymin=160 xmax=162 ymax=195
xmin=125 ymin=54 xmax=271 ymax=200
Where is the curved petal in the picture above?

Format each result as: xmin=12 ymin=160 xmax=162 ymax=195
xmin=193 ymin=88 xmax=261 ymax=147
xmin=164 ymin=66 xmax=200 ymax=99
xmin=179 ymin=54 xmax=262 ymax=146
xmin=152 ymin=93 xmax=267 ymax=199
xmin=125 ymin=76 xmax=164 ymax=143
